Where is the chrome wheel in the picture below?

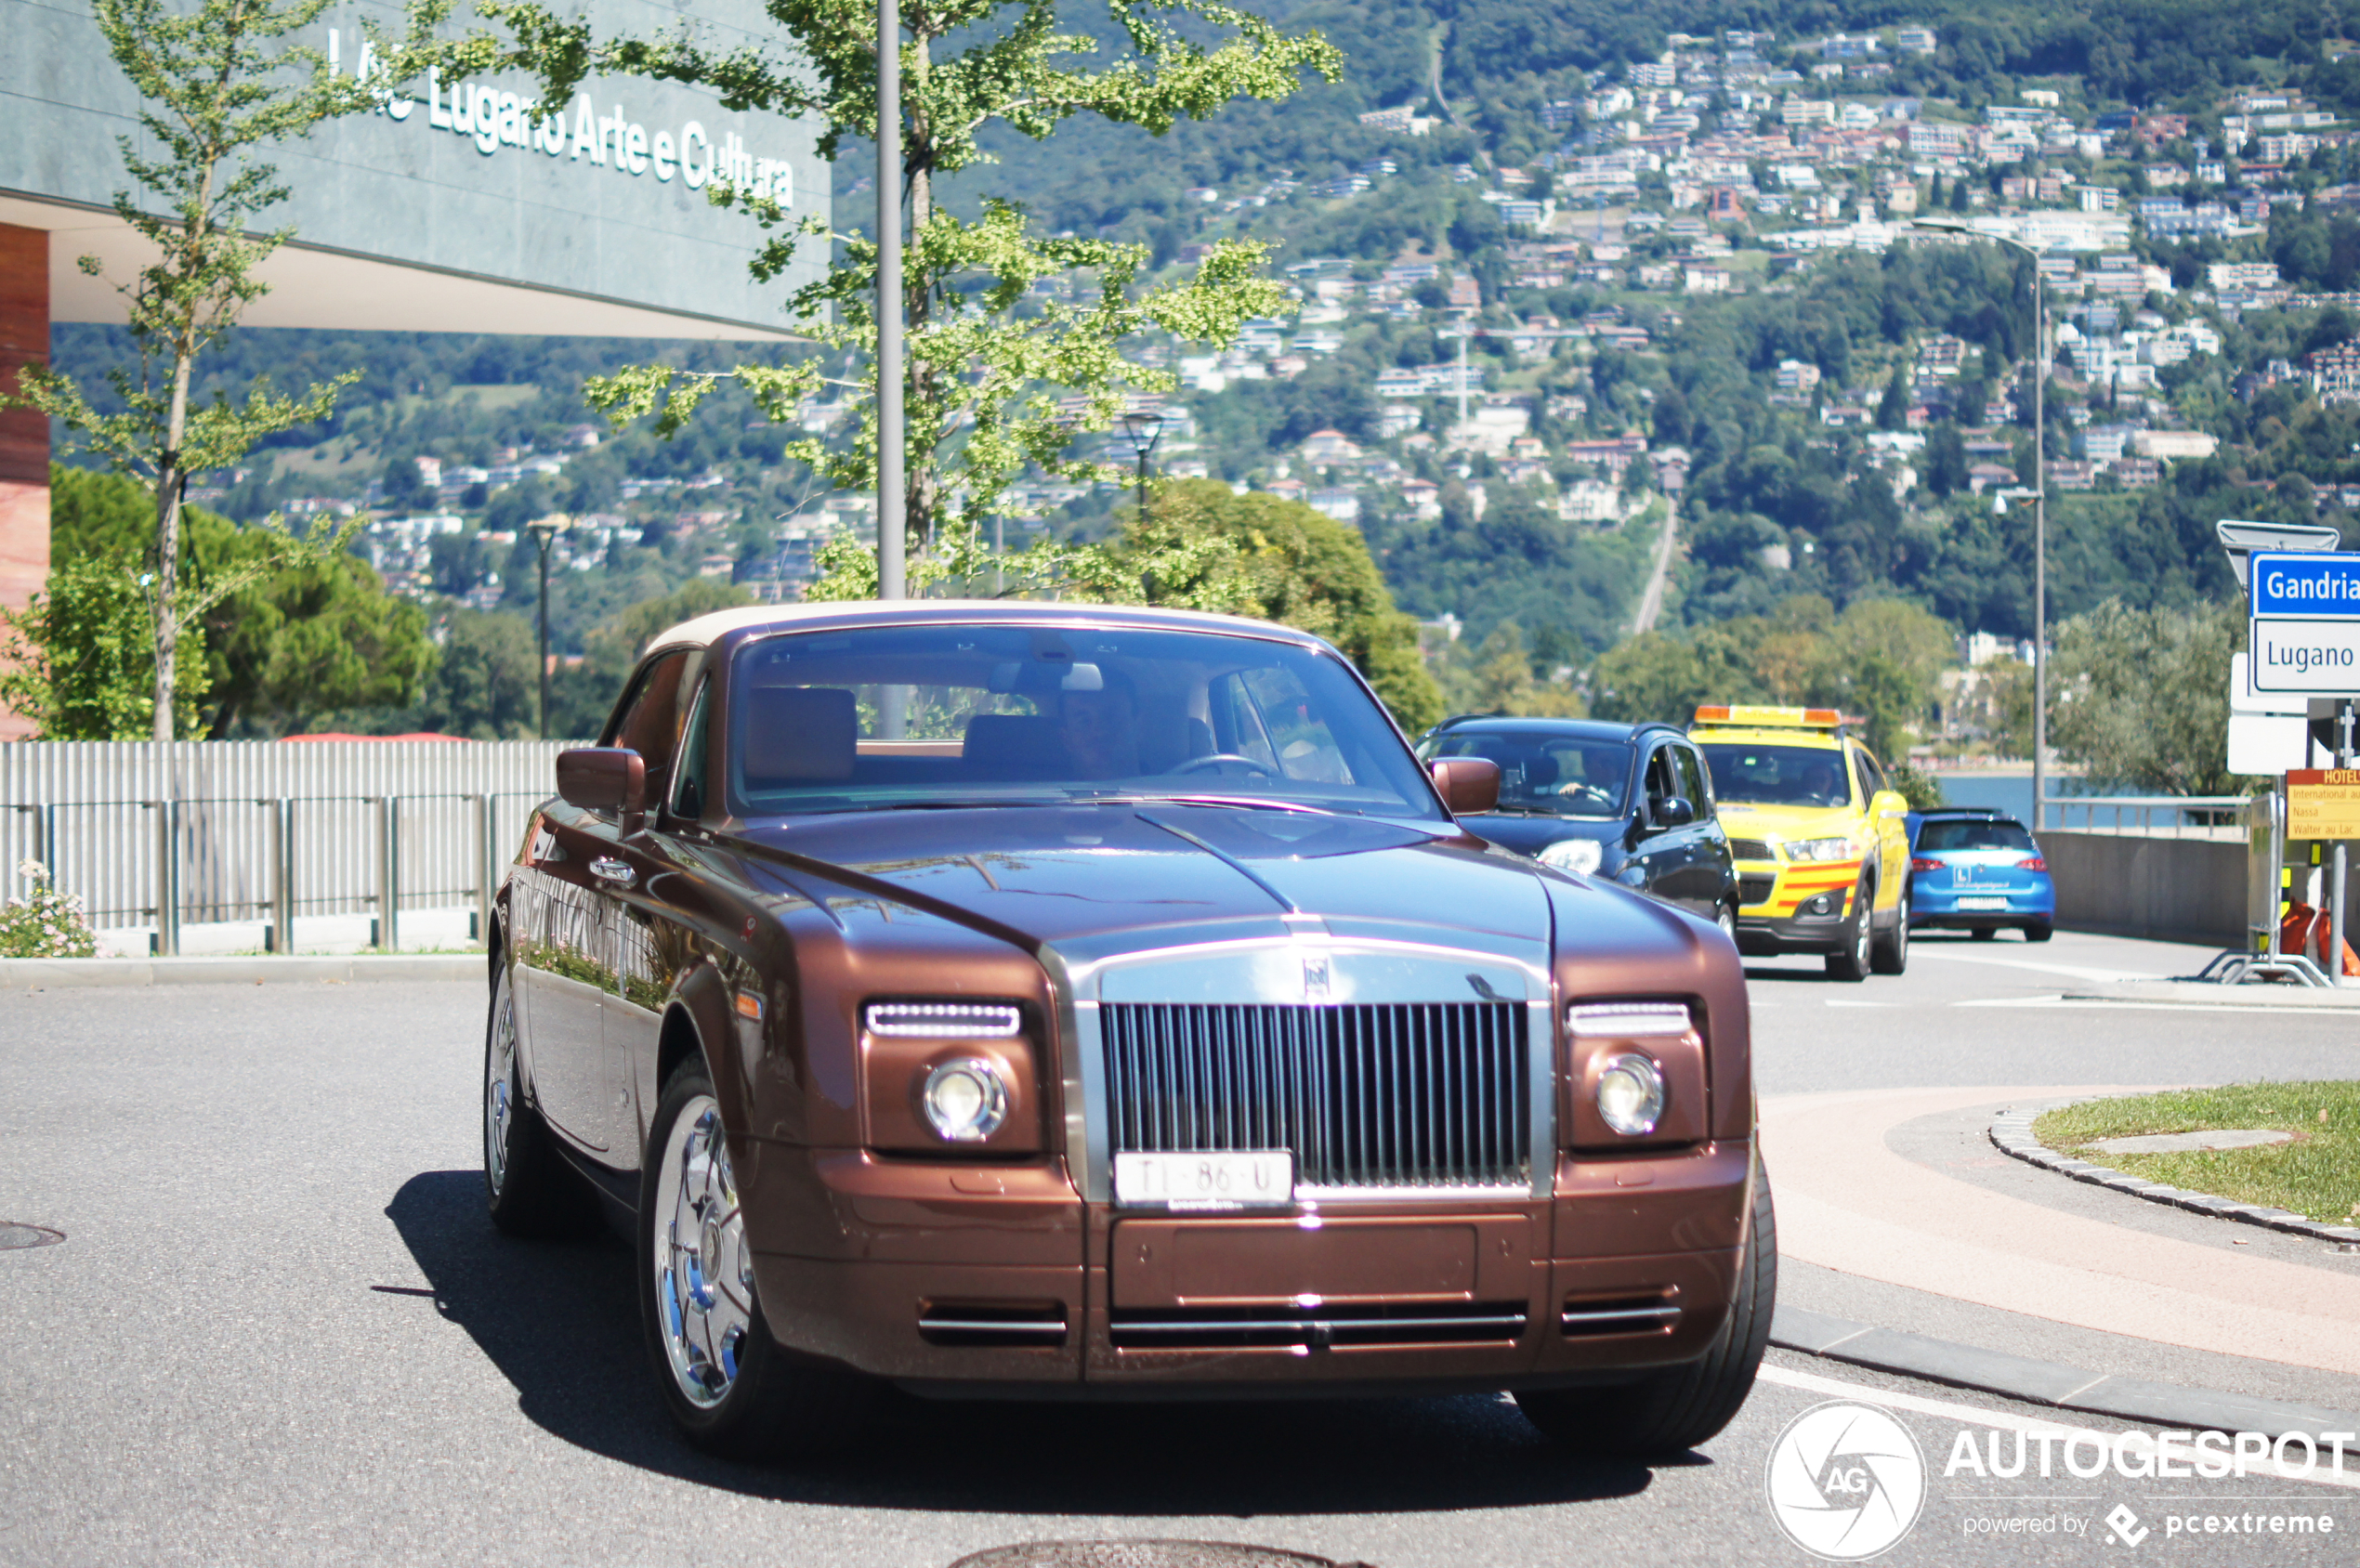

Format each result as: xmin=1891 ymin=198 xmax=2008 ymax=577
xmin=651 ymin=1096 xmax=753 ymax=1409
xmin=484 ymin=976 xmax=518 ymax=1195
xmin=1716 ymin=905 xmax=1737 ymax=945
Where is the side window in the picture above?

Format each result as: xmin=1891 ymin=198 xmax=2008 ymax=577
xmin=671 ymin=678 xmax=712 ymax=822
xmin=605 ymin=650 xmax=695 ymax=811
xmin=1208 ymin=672 xmax=1279 ymax=770
xmin=1852 ymin=747 xmax=1887 ymax=803
xmin=1672 ymin=745 xmax=1712 ymax=818
xmin=1643 ymin=745 xmax=1680 ymax=817
xmin=1239 ymin=665 xmax=1354 ymax=783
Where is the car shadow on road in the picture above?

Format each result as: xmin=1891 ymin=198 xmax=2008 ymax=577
xmin=387 ymin=1169 xmax=1672 ymax=1512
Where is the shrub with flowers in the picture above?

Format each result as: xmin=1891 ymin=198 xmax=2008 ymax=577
xmin=1 ymin=860 xmax=100 ymax=959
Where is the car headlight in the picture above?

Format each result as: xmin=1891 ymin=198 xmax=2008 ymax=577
xmin=1538 ymin=838 xmax=1605 ymax=876
xmin=1594 ymin=1052 xmax=1666 ymax=1137
xmin=1783 ymin=836 xmax=1855 ymax=862
xmin=921 ymin=1058 xmax=1010 ymax=1142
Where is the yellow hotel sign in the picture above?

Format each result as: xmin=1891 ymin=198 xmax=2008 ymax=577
xmin=2286 ymin=770 xmax=2360 ymax=839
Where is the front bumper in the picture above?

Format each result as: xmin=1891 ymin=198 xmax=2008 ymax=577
xmin=1733 ymin=861 xmax=1861 ymax=955
xmin=744 ymin=1140 xmax=1753 ymax=1396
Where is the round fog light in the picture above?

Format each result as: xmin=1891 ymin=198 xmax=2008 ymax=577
xmin=1595 ymin=1052 xmax=1666 ymax=1137
xmin=922 ymin=1058 xmax=1009 ymax=1142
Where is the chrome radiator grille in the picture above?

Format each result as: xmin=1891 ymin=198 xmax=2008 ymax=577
xmin=1100 ymin=1001 xmax=1530 ymax=1191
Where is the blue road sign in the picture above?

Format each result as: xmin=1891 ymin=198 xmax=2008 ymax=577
xmin=2252 ymin=551 xmax=2360 ymax=620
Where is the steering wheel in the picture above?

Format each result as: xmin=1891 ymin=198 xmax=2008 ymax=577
xmin=1556 ymin=782 xmax=1617 ymax=808
xmin=1172 ymin=752 xmax=1278 ymax=779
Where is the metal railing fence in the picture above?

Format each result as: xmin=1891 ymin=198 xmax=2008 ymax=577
xmin=2036 ymin=795 xmax=2253 ymax=838
xmin=1 ymin=741 xmax=579 ymax=952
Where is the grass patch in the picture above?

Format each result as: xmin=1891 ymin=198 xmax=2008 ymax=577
xmin=2034 ymin=1082 xmax=2360 ymax=1223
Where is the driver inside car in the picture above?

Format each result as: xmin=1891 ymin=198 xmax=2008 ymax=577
xmin=1799 ymin=760 xmax=1844 ymax=807
xmin=1059 ymin=677 xmax=1144 ymax=779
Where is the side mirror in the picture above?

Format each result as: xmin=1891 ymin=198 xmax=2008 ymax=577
xmin=557 ymin=748 xmax=647 ymax=820
xmin=1650 ymin=795 xmax=1696 ymax=830
xmin=1430 ymin=757 xmax=1501 ymax=817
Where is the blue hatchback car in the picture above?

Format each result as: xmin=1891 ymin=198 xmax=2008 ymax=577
xmin=1906 ymin=807 xmax=2054 ymax=942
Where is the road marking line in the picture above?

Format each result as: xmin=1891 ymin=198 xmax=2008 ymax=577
xmin=1912 ymin=949 xmax=2162 ymax=984
xmin=1954 ymin=996 xmax=2360 ymax=1017
xmin=1757 ymin=1364 xmax=2360 ymax=1490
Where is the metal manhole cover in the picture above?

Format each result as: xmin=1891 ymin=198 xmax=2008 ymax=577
xmin=0 ymin=1222 xmax=64 ymax=1250
xmin=951 ymin=1546 xmax=1364 ymax=1568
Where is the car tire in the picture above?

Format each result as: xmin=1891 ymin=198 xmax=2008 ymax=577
xmin=1870 ymin=887 xmax=1909 ymax=975
xmin=483 ymin=960 xmax=594 ymax=1237
xmin=1971 ymin=927 xmax=1998 ymax=942
xmin=1716 ymin=904 xmax=1738 ymax=947
xmin=2024 ymin=921 xmax=2053 ymax=944
xmin=640 ymin=1055 xmax=865 ymax=1459
xmin=1824 ymin=879 xmax=1873 ymax=982
xmin=1515 ymin=1161 xmax=1777 ymax=1457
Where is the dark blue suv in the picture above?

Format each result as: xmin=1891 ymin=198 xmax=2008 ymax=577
xmin=1414 ymin=716 xmax=1740 ymax=935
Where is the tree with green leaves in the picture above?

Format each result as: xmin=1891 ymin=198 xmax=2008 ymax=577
xmin=7 ymin=465 xmax=436 ymax=738
xmin=2 ymin=0 xmax=438 ymax=739
xmin=462 ymin=0 xmax=1340 ymax=555
xmin=799 ymin=479 xmax=1443 ymax=729
xmin=2050 ymin=597 xmax=2246 ymax=795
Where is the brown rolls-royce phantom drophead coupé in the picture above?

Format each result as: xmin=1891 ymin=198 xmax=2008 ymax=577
xmin=483 ymin=601 xmax=1771 ymax=1458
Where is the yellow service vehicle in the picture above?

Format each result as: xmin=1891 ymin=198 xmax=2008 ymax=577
xmin=1687 ymin=706 xmax=1913 ymax=981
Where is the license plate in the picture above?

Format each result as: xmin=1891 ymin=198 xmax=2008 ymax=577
xmin=1955 ymin=896 xmax=2010 ymax=910
xmin=1114 ymin=1151 xmax=1293 ymax=1209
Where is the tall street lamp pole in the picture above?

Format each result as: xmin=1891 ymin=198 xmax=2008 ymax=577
xmin=1117 ymin=408 xmax=1164 ymax=528
xmin=875 ymin=0 xmax=905 ymax=604
xmin=1915 ymin=216 xmax=2047 ymax=829
xmin=525 ymin=516 xmax=570 ymax=738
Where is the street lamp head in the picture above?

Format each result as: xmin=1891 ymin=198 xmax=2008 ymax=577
xmin=1113 ymin=407 xmax=1165 ymax=459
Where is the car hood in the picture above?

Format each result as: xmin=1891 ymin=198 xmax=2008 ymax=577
xmin=726 ymin=803 xmax=1564 ymax=959
xmin=1460 ymin=812 xmax=1629 ymax=858
xmin=1713 ymin=800 xmax=1867 ymax=847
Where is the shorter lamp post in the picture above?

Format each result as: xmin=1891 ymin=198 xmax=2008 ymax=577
xmin=1115 ymin=408 xmax=1165 ymax=525
xmin=523 ymin=516 xmax=570 ymax=738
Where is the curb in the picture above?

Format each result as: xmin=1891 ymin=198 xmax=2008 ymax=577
xmin=1770 ymin=1304 xmax=2360 ymax=1440
xmin=2 ymin=954 xmax=486 ymax=988
xmin=2059 ymin=980 xmax=2360 ymax=1012
xmin=1990 ymin=1105 xmax=2360 ymax=1247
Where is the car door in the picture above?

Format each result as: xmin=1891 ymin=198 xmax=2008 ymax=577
xmin=511 ymin=802 xmax=618 ymax=1156
xmin=1672 ymin=739 xmax=1735 ymax=918
xmin=1626 ymin=742 xmax=1695 ymax=906
xmin=589 ymin=648 xmax=698 ymax=1161
xmin=605 ymin=661 xmax=713 ymax=1167
xmin=1851 ymin=744 xmax=1911 ymax=916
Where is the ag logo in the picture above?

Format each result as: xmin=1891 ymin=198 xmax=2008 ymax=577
xmin=1764 ymin=1401 xmax=1927 ymax=1561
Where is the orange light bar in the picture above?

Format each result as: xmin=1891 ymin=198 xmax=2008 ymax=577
xmin=1691 ymin=704 xmax=1843 ymax=728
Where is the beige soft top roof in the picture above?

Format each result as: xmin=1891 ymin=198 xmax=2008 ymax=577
xmin=643 ymin=599 xmax=1321 ymax=656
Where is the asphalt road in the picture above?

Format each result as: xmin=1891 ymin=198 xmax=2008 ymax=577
xmin=5 ymin=932 xmax=2358 ymax=1568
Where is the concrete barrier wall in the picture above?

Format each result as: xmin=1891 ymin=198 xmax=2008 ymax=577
xmin=2043 ymin=830 xmax=2247 ymax=948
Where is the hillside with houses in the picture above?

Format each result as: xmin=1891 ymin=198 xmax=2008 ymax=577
xmin=48 ymin=0 xmax=2360 ymax=745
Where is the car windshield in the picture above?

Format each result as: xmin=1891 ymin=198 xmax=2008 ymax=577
xmin=1698 ymin=742 xmax=1854 ymax=808
xmin=1417 ymin=729 xmax=1633 ymax=817
xmin=725 ymin=622 xmax=1443 ymax=820
xmin=1919 ymin=819 xmax=2037 ymax=854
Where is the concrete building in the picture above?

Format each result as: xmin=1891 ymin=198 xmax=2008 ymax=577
xmin=0 ymin=0 xmax=825 ymax=733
